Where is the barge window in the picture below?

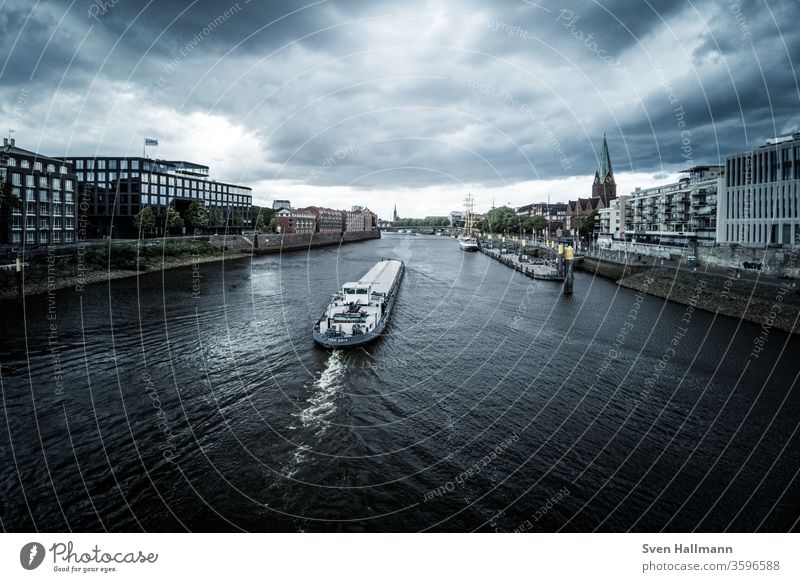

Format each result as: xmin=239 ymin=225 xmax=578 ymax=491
xmin=344 ymin=288 xmax=355 ymax=294
xmin=356 ymin=288 xmax=368 ymax=294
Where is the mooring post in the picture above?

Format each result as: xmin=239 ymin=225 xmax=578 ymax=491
xmin=557 ymin=243 xmax=564 ymax=277
xmin=15 ymin=255 xmax=22 ymax=300
xmin=563 ymin=245 xmax=574 ymax=295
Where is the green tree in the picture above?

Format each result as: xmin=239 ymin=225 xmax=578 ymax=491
xmin=184 ymin=200 xmax=208 ymax=231
xmin=251 ymin=205 xmax=275 ymax=232
xmin=166 ymin=206 xmax=184 ymax=233
xmin=267 ymin=216 xmax=277 ymax=232
xmin=133 ymin=206 xmax=156 ymax=237
xmin=0 ymin=175 xmax=19 ymax=244
xmin=522 ymin=214 xmax=548 ymax=235
xmin=209 ymin=208 xmax=225 ymax=228
xmin=578 ymin=209 xmax=598 ymax=237
xmin=482 ymin=206 xmax=517 ymax=234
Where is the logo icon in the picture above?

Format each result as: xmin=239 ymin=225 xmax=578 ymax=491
xmin=20 ymin=542 xmax=46 ymax=570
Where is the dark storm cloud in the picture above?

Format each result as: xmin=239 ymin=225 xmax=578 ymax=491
xmin=1 ymin=0 xmax=798 ymax=194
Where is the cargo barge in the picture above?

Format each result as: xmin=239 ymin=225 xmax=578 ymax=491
xmin=313 ymin=259 xmax=404 ymax=348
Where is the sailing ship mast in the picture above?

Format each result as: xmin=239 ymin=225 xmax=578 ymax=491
xmin=464 ymin=193 xmax=474 ymax=237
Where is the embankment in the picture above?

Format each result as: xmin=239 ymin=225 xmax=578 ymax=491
xmin=580 ymin=257 xmax=799 ymax=335
xmin=246 ymin=229 xmax=380 ymax=254
xmin=0 ymin=230 xmax=380 ymax=299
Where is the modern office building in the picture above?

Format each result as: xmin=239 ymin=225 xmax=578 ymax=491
xmin=272 ymin=199 xmax=291 ymax=210
xmin=597 ymin=195 xmax=631 ymax=243
xmin=1 ymin=138 xmax=77 ymax=248
xmin=626 ymin=165 xmax=723 ymax=246
xmin=60 ymin=156 xmax=252 ymax=237
xmin=717 ymin=133 xmax=800 ymax=245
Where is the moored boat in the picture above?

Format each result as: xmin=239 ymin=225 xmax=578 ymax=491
xmin=313 ymin=259 xmax=404 ymax=348
xmin=459 ymin=193 xmax=480 ymax=251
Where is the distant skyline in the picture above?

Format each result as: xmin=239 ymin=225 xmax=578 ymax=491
xmin=1 ymin=0 xmax=797 ymax=220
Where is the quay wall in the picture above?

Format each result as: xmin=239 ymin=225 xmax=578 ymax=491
xmin=247 ymin=229 xmax=380 ymax=254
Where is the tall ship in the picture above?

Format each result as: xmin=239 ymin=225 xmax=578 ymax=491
xmin=313 ymin=259 xmax=405 ymax=348
xmin=459 ymin=193 xmax=479 ymax=252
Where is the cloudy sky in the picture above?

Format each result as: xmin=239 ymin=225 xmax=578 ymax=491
xmin=1 ymin=0 xmax=798 ymax=219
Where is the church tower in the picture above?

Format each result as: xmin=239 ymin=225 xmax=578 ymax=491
xmin=592 ymin=134 xmax=616 ymax=204
xmin=393 ymin=205 xmax=399 ymax=222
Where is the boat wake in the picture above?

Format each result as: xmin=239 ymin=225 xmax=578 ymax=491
xmin=284 ymin=351 xmax=347 ymax=475
xmin=298 ymin=350 xmax=345 ymax=430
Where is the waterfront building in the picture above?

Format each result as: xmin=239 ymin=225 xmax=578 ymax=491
xmin=623 ymin=165 xmax=723 ymax=247
xmin=597 ymin=195 xmax=631 ymax=244
xmin=345 ymin=207 xmax=377 ymax=232
xmin=60 ymin=156 xmax=252 ymax=238
xmin=448 ymin=210 xmax=462 ymax=228
xmin=276 ymin=207 xmax=315 ymax=234
xmin=301 ymin=206 xmax=346 ymax=233
xmin=565 ymin=197 xmax=605 ymax=234
xmin=717 ymin=133 xmax=800 ymax=245
xmin=272 ymin=199 xmax=291 ymax=210
xmin=1 ymin=138 xmax=77 ymax=248
xmin=516 ymin=201 xmax=567 ymax=232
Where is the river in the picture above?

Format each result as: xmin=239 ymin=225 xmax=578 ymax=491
xmin=1 ymin=234 xmax=799 ymax=532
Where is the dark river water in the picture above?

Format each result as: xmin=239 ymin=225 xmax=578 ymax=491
xmin=1 ymin=234 xmax=799 ymax=532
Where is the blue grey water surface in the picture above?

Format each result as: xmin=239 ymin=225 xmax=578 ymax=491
xmin=1 ymin=234 xmax=798 ymax=532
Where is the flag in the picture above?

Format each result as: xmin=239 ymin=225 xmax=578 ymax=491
xmin=145 ymin=138 xmax=159 ymax=146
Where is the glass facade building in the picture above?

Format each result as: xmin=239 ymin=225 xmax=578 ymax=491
xmin=61 ymin=156 xmax=252 ymax=237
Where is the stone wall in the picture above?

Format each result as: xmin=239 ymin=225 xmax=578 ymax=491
xmin=578 ymin=256 xmax=652 ymax=280
xmin=618 ymin=267 xmax=800 ymax=335
xmin=247 ymin=229 xmax=380 ymax=255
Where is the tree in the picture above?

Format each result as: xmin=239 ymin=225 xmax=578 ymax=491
xmin=133 ymin=206 xmax=156 ymax=237
xmin=579 ymin=209 xmax=598 ymax=237
xmin=523 ymin=214 xmax=548 ymax=235
xmin=166 ymin=207 xmax=184 ymax=233
xmin=0 ymin=175 xmax=19 ymax=244
xmin=184 ymin=200 xmax=208 ymax=232
xmin=209 ymin=208 xmax=225 ymax=228
xmin=251 ymin=205 xmax=275 ymax=232
xmin=482 ymin=206 xmax=517 ymax=234
xmin=267 ymin=216 xmax=277 ymax=233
